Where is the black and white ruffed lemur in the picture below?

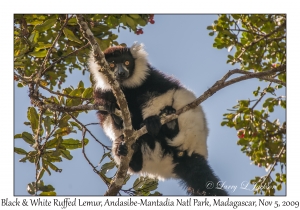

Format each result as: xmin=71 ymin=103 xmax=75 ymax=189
xmin=89 ymin=43 xmax=228 ymax=196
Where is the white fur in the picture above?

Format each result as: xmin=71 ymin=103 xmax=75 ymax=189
xmin=133 ymin=142 xmax=177 ymax=180
xmin=102 ymin=116 xmax=123 ymax=141
xmin=88 ymin=43 xmax=149 ymax=90
xmin=102 ymin=116 xmax=123 ymax=165
xmin=88 ymin=53 xmax=112 ymax=91
xmin=142 ymin=88 xmax=208 ymax=159
xmin=171 ymin=88 xmax=208 ymax=158
xmin=122 ymin=42 xmax=150 ymax=88
xmin=142 ymin=89 xmax=176 ymax=118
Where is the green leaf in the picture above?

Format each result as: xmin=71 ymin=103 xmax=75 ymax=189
xmin=69 ymin=89 xmax=82 ymax=97
xmin=133 ymin=177 xmax=145 ymax=190
xmin=41 ymin=159 xmax=51 ymax=175
xmin=221 ymin=121 xmax=228 ymax=126
xmin=22 ymin=132 xmax=35 ymax=144
xmin=83 ymin=138 xmax=89 ymax=146
xmin=37 ymin=169 xmax=45 ymax=181
xmin=69 ymin=121 xmax=82 ymax=131
xmin=29 ymin=50 xmax=47 ymax=58
xmin=54 ymin=127 xmax=71 ymax=136
xmin=34 ymin=18 xmax=57 ymax=32
xmin=43 ymin=159 xmax=62 ymax=172
xmin=39 ymin=184 xmax=55 ymax=192
xmin=28 ymin=30 xmax=40 ymax=45
xmin=27 ymin=107 xmax=39 ymax=134
xmin=266 ymin=87 xmax=275 ymax=93
xmin=35 ymin=42 xmax=52 ymax=50
xmin=280 ymin=100 xmax=286 ymax=109
xmin=17 ymin=83 xmax=24 ymax=88
xmin=207 ymin=25 xmax=213 ymax=30
xmin=60 ymin=150 xmax=73 ymax=160
xmin=44 ymin=110 xmax=53 ymax=116
xmin=66 ymin=98 xmax=81 ymax=106
xmin=63 ymin=28 xmax=82 ymax=44
xmin=67 ymin=17 xmax=78 ymax=25
xmin=44 ymin=116 xmax=51 ymax=136
xmin=141 ymin=180 xmax=158 ymax=192
xmin=39 ymin=191 xmax=56 ymax=196
xmin=99 ymin=152 xmax=110 ymax=164
xmin=45 ymin=138 xmax=59 ymax=149
xmin=238 ymin=139 xmax=248 ymax=146
xmin=125 ymin=16 xmax=136 ymax=29
xmin=82 ymin=87 xmax=93 ymax=98
xmin=58 ymin=115 xmax=71 ymax=128
xmin=14 ymin=147 xmax=28 ymax=155
xmin=129 ymin=14 xmax=140 ymax=19
xmin=78 ymin=80 xmax=84 ymax=88
xmin=100 ymin=161 xmax=116 ymax=174
xmin=14 ymin=133 xmax=22 ymax=139
xmin=61 ymin=138 xmax=82 ymax=150
xmin=226 ymin=113 xmax=235 ymax=120
xmin=150 ymin=191 xmax=162 ymax=196
xmin=19 ymin=156 xmax=29 ymax=163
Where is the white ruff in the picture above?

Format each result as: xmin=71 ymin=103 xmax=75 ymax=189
xmin=88 ymin=52 xmax=111 ymax=91
xmin=122 ymin=42 xmax=149 ymax=88
xmin=88 ymin=42 xmax=149 ymax=90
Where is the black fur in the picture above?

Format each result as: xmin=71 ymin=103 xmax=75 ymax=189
xmin=92 ymin=45 xmax=228 ymax=196
xmin=174 ymin=153 xmax=228 ymax=196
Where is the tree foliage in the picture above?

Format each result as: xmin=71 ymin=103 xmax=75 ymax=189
xmin=14 ymin=14 xmax=286 ymax=196
xmin=208 ymin=14 xmax=286 ymax=195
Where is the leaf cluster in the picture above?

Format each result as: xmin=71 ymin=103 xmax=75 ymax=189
xmin=14 ymin=14 xmax=154 ymax=196
xmin=212 ymin=14 xmax=286 ymax=196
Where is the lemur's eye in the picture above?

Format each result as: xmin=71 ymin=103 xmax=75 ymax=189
xmin=124 ymin=61 xmax=130 ymax=65
xmin=109 ymin=63 xmax=115 ymax=68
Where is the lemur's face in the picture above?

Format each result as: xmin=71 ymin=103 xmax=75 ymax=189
xmin=105 ymin=50 xmax=135 ymax=82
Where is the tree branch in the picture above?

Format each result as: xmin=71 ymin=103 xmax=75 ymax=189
xmin=260 ymin=146 xmax=285 ymax=186
xmin=76 ymin=14 xmax=135 ymax=196
xmin=67 ymin=112 xmax=111 ymax=150
xmin=32 ymin=15 xmax=71 ymax=95
xmin=236 ymin=20 xmax=286 ymax=62
xmin=134 ymin=65 xmax=286 ymax=139
xmin=42 ymin=43 xmax=90 ymax=74
xmin=39 ymin=83 xmax=93 ymax=100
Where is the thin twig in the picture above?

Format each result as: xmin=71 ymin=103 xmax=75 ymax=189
xmin=81 ymin=128 xmax=100 ymax=171
xmin=39 ymin=83 xmax=93 ymax=100
xmin=67 ymin=112 xmax=111 ymax=150
xmin=42 ymin=43 xmax=90 ymax=74
xmin=33 ymin=15 xmax=71 ymax=94
xmin=236 ymin=20 xmax=286 ymax=62
xmin=260 ymin=146 xmax=286 ymax=186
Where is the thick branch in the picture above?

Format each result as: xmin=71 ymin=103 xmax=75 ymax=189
xmin=76 ymin=15 xmax=135 ymax=196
